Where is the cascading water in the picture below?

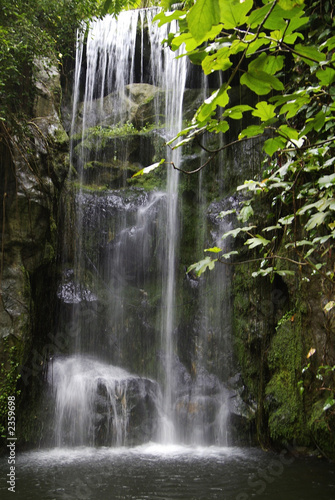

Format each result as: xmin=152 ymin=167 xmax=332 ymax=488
xmin=52 ymin=8 xmax=232 ymax=448
xmin=52 ymin=355 xmax=159 ymax=447
xmin=147 ymin=12 xmax=188 ymax=443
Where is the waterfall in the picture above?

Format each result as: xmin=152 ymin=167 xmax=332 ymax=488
xmin=53 ymin=8 xmax=231 ymax=448
xmin=145 ymin=10 xmax=188 ymax=442
xmin=52 ymin=355 xmax=160 ymax=447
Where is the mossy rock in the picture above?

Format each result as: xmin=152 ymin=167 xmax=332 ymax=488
xmin=308 ymin=399 xmax=335 ymax=459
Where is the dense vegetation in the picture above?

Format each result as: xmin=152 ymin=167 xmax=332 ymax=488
xmin=154 ymin=0 xmax=335 ymax=282
xmin=0 ymin=0 xmax=146 ymax=123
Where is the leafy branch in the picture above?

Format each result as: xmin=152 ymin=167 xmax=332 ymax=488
xmin=135 ymin=0 xmax=334 ymax=286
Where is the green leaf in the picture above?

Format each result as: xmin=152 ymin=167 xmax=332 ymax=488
xmin=187 ymin=0 xmax=221 ymax=43
xmin=297 ymin=201 xmax=318 ymax=215
xmin=305 ymin=211 xmax=330 ymax=231
xmin=312 ymin=110 xmax=326 ymax=132
xmin=204 ymin=246 xmax=222 ymax=253
xmin=237 ymin=180 xmax=266 ymax=192
xmin=284 ymin=14 xmax=309 ymax=40
xmin=176 ymin=24 xmax=224 ymax=53
xmin=153 ymin=10 xmax=185 ymax=28
xmin=166 ymin=124 xmax=198 ymax=145
xmin=219 ymin=209 xmax=236 ymax=218
xmin=101 ymin=0 xmax=114 ymax=15
xmin=246 ymin=36 xmax=271 ymax=56
xmin=187 ymin=256 xmax=217 ymax=276
xmin=218 ymin=0 xmax=253 ymax=29
xmin=222 ymin=225 xmax=256 ymax=240
xmin=245 ymin=235 xmax=271 ymax=249
xmin=323 ymin=36 xmax=335 ymax=51
xmin=316 ymin=67 xmax=335 ymax=86
xmin=318 ymin=173 xmax=335 ymax=188
xmin=278 ymin=95 xmax=310 ymax=119
xmin=224 ymin=104 xmax=253 ymax=120
xmin=264 ymin=5 xmax=306 ymax=31
xmin=249 ymin=53 xmax=284 ymax=76
xmin=294 ymin=43 xmax=326 ymax=66
xmin=239 ymin=124 xmax=265 ymax=139
xmin=278 ymin=0 xmax=304 ymax=9
xmin=241 ymin=70 xmax=284 ymax=95
xmin=298 ymin=380 xmax=304 ymax=395
xmin=208 ymin=120 xmax=230 ymax=133
xmin=285 ymin=240 xmax=314 ymax=248
xmin=248 ymin=3 xmax=273 ymax=29
xmin=275 ymin=270 xmax=295 ymax=276
xmin=202 ymin=46 xmax=232 ymax=74
xmin=220 ymin=250 xmax=238 ymax=259
xmin=252 ymin=267 xmax=273 ymax=278
xmin=278 ymin=125 xmax=299 ymax=141
xmin=252 ymin=101 xmax=276 ymax=121
xmin=263 ymin=136 xmax=287 ymax=156
xmin=238 ymin=204 xmax=254 ymax=222
xmin=262 ymin=225 xmax=281 ymax=232
xmin=132 ymin=159 xmax=165 ymax=177
xmin=324 ymin=301 xmax=335 ymax=312
xmin=278 ymin=214 xmax=294 ymax=225
xmin=323 ymin=397 xmax=335 ymax=412
xmin=196 ymin=86 xmax=230 ymax=122
xmin=171 ymin=32 xmax=199 ymax=52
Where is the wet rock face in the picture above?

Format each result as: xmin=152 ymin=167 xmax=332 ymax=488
xmin=0 ymin=58 xmax=69 ymax=342
xmin=76 ymin=83 xmax=165 ymax=131
xmin=89 ymin=376 xmax=160 ymax=446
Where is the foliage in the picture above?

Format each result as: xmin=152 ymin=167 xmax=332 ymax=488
xmin=152 ymin=0 xmax=335 ymax=283
xmin=0 ymin=0 xmax=137 ymax=123
xmin=88 ymin=122 xmax=138 ymax=138
xmin=299 ymin=348 xmax=335 ymax=456
xmin=77 ymin=122 xmax=139 ymax=149
xmin=301 ymin=349 xmax=335 ymax=413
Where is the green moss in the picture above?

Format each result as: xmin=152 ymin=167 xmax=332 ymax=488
xmin=73 ymin=181 xmax=108 ymax=192
xmin=233 ymin=263 xmax=262 ymax=396
xmin=52 ymin=124 xmax=68 ymax=146
xmin=72 ymin=121 xmax=137 ymax=142
xmin=127 ymin=165 xmax=167 ymax=191
xmin=43 ymin=241 xmax=55 ymax=261
xmin=265 ymin=371 xmax=305 ymax=441
xmin=265 ymin=313 xmax=309 ymax=444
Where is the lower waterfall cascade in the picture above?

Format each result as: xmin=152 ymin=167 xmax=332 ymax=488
xmin=52 ymin=8 xmax=233 ymax=448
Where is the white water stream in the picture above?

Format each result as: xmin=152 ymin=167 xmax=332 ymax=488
xmin=53 ymin=9 xmax=229 ymax=448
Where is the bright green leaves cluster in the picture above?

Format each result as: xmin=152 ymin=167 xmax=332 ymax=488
xmin=187 ymin=0 xmax=220 ymax=42
xmin=154 ymin=0 xmax=335 ymax=282
xmin=186 ymin=0 xmax=252 ymax=42
xmin=155 ymin=0 xmax=333 ymax=158
xmin=196 ymin=86 xmax=230 ymax=123
xmin=240 ymin=53 xmax=285 ymax=96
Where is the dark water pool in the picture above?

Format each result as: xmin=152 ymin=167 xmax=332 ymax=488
xmin=0 ymin=444 xmax=334 ymax=500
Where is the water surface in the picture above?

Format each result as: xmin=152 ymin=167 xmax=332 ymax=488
xmin=0 ymin=444 xmax=334 ymax=500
